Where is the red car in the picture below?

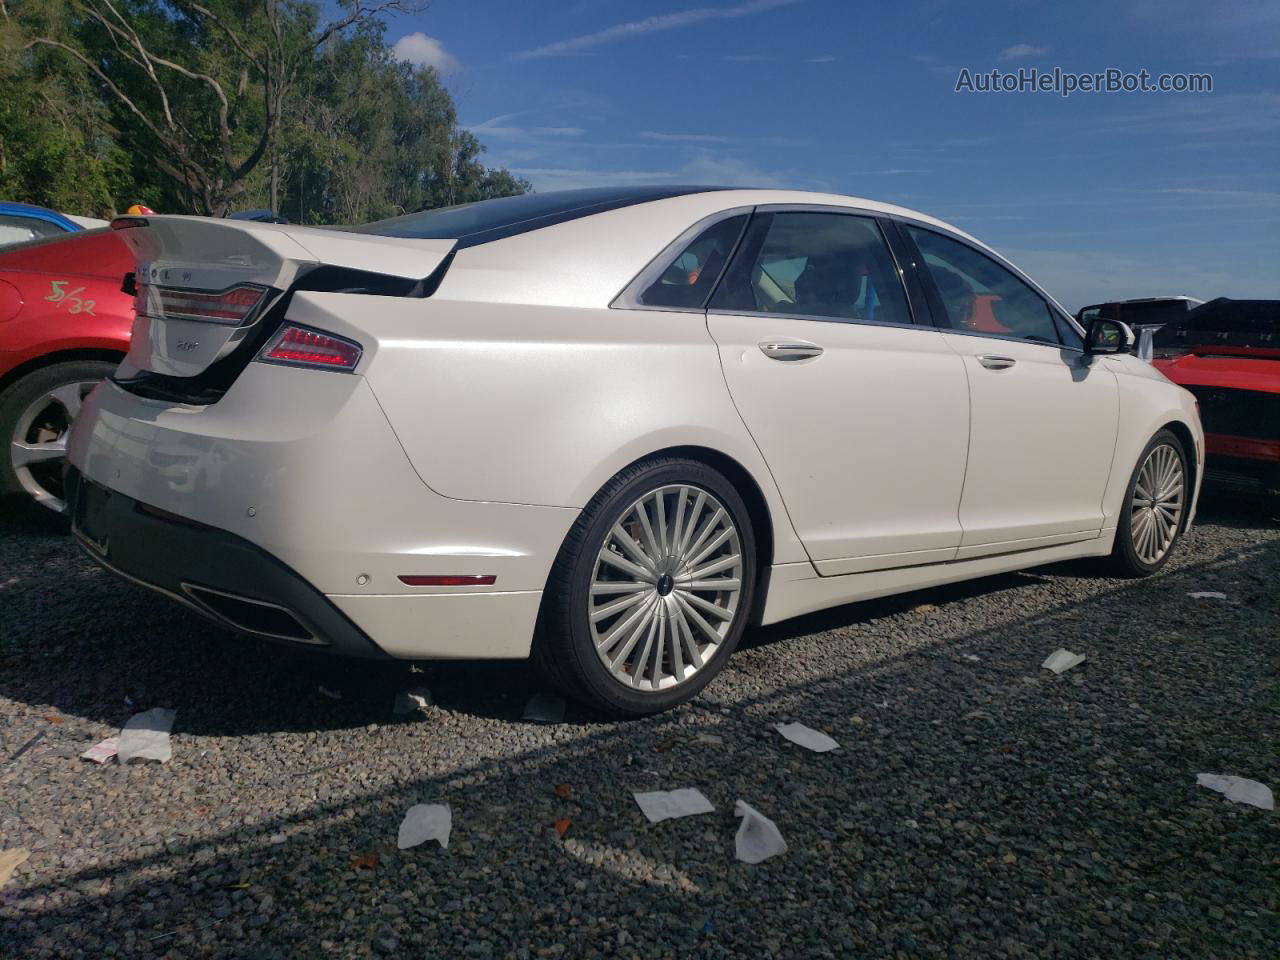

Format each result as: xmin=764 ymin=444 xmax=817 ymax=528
xmin=1153 ymin=298 xmax=1279 ymax=497
xmin=0 ymin=228 xmax=132 ymax=511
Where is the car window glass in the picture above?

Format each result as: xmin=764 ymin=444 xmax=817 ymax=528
xmin=0 ymin=215 xmax=62 ymax=249
xmin=638 ymin=214 xmax=747 ymax=309
xmin=908 ymin=226 xmax=1060 ymax=345
xmin=710 ymin=212 xmax=912 ymax=325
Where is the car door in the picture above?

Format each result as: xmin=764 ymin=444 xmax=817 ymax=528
xmin=900 ymin=224 xmax=1118 ymax=557
xmin=704 ymin=209 xmax=971 ymax=576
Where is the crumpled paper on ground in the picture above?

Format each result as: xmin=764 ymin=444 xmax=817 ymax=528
xmin=0 ymin=847 xmax=30 ymax=888
xmin=393 ymin=686 xmax=433 ymax=715
xmin=1188 ymin=591 xmax=1227 ymax=600
xmin=774 ymin=722 xmax=839 ymax=753
xmin=117 ymin=708 xmax=176 ymax=764
xmin=1196 ymin=773 xmax=1274 ymax=811
xmin=522 ymin=692 xmax=565 ymax=723
xmin=80 ymin=737 xmax=119 ymax=764
xmin=1041 ymin=649 xmax=1086 ymax=674
xmin=633 ymin=788 xmax=715 ymax=823
xmin=397 ymin=804 xmax=452 ymax=849
xmin=734 ymin=800 xmax=786 ymax=864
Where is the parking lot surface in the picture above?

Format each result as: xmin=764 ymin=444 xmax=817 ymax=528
xmin=1 ymin=494 xmax=1276 ymax=959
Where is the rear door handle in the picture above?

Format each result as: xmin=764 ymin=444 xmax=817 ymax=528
xmin=759 ymin=339 xmax=823 ymax=361
xmin=977 ymin=354 xmax=1016 ymax=370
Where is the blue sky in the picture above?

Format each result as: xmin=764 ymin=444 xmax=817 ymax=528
xmin=380 ymin=0 xmax=1278 ymax=310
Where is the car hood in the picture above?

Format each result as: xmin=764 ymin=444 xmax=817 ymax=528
xmin=1153 ymin=352 xmax=1280 ymax=394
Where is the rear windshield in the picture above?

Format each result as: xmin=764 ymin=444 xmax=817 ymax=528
xmin=343 ymin=186 xmax=723 ymax=247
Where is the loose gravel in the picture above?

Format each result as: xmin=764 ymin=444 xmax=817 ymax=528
xmin=0 ymin=492 xmax=1276 ymax=959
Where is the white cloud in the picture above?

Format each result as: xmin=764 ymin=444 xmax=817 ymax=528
xmin=640 ymin=131 xmax=739 ymax=144
xmin=515 ymin=0 xmax=802 ymax=59
xmin=391 ymin=33 xmax=459 ymax=74
xmin=998 ymin=43 xmax=1048 ymax=59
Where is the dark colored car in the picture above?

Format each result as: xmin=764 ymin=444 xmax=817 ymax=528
xmin=1153 ymin=298 xmax=1279 ymax=496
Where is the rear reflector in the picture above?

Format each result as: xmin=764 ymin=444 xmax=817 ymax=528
xmin=257 ymin=324 xmax=363 ymax=372
xmin=137 ymin=282 xmax=267 ymax=325
xmin=398 ymin=575 xmax=497 ymax=587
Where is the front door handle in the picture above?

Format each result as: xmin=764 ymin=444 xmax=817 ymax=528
xmin=977 ymin=354 xmax=1016 ymax=370
xmin=759 ymin=339 xmax=823 ymax=361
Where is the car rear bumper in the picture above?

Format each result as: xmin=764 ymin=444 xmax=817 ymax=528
xmin=64 ymin=364 xmax=578 ymax=659
xmin=67 ymin=466 xmax=390 ymax=657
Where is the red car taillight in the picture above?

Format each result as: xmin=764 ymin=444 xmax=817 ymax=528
xmin=136 ymin=282 xmax=267 ymax=325
xmin=257 ymin=325 xmax=363 ymax=372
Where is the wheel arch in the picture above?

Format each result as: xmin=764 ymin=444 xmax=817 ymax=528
xmin=0 ymin=348 xmax=125 ymax=395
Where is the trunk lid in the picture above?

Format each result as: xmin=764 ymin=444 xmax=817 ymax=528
xmin=114 ymin=216 xmax=454 ymax=379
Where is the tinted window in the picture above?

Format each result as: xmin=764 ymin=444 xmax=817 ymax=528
xmin=639 ymin=215 xmax=746 ymax=309
xmin=344 ymin=186 xmax=723 ymax=245
xmin=710 ymin=212 xmax=912 ymax=325
xmin=908 ymin=227 xmax=1060 ymax=344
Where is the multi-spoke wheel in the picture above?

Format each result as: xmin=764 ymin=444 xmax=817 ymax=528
xmin=1110 ymin=430 xmax=1190 ymax=576
xmin=535 ymin=458 xmax=757 ymax=716
xmin=0 ymin=360 xmax=116 ymax=512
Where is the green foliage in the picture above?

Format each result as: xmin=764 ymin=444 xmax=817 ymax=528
xmin=0 ymin=0 xmax=526 ymax=220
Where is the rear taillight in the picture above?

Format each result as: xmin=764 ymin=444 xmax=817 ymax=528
xmin=136 ymin=282 xmax=267 ymax=325
xmin=257 ymin=325 xmax=362 ymax=372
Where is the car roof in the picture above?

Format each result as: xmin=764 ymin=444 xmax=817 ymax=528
xmin=342 ymin=185 xmax=985 ymax=251
xmin=0 ymin=201 xmax=81 ymax=231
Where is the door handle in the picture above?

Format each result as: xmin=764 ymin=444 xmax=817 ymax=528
xmin=977 ymin=354 xmax=1016 ymax=370
xmin=759 ymin=339 xmax=823 ymax=361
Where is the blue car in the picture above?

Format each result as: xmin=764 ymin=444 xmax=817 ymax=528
xmin=0 ymin=202 xmax=107 ymax=249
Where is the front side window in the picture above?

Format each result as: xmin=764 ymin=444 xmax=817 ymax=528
xmin=0 ymin=215 xmax=64 ymax=249
xmin=908 ymin=226 xmax=1061 ymax=345
xmin=710 ymin=212 xmax=911 ymax=325
xmin=638 ymin=214 xmax=747 ymax=309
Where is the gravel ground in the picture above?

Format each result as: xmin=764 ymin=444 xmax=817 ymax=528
xmin=0 ymin=491 xmax=1276 ymax=959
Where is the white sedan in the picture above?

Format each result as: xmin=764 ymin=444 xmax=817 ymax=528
xmin=66 ymin=188 xmax=1202 ymax=715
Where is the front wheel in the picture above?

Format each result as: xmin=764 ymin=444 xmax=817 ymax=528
xmin=1109 ymin=429 xmax=1190 ymax=576
xmin=0 ymin=360 xmax=117 ymax=513
xmin=534 ymin=458 xmax=757 ymax=716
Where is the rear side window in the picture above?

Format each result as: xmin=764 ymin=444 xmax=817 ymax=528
xmin=638 ymin=215 xmax=747 ymax=309
xmin=710 ymin=212 xmax=912 ymax=326
xmin=0 ymin=214 xmax=65 ymax=249
xmin=907 ymin=226 xmax=1062 ymax=345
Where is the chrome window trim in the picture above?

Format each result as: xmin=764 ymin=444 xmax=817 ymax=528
xmin=611 ymin=205 xmax=756 ymax=313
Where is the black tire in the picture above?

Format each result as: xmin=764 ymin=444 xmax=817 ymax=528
xmin=0 ymin=359 xmax=117 ymax=508
xmin=533 ymin=457 xmax=758 ymax=717
xmin=1108 ymin=428 xmax=1190 ymax=577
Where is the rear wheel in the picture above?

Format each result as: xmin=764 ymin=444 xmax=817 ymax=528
xmin=1109 ymin=429 xmax=1189 ymax=576
xmin=0 ymin=360 xmax=116 ymax=512
xmin=534 ymin=458 xmax=757 ymax=716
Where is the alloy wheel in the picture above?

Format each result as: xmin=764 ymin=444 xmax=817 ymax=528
xmin=589 ymin=483 xmax=743 ymax=691
xmin=9 ymin=380 xmax=96 ymax=513
xmin=1130 ymin=442 xmax=1185 ymax=566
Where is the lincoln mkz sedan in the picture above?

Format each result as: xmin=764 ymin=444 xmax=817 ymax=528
xmin=65 ymin=187 xmax=1203 ymax=714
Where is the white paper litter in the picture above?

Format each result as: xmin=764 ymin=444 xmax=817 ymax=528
xmin=1188 ymin=591 xmax=1227 ymax=600
xmin=522 ymin=691 xmax=565 ymax=724
xmin=774 ymin=722 xmax=839 ymax=753
xmin=633 ymin=788 xmax=715 ymax=823
xmin=397 ymin=803 xmax=452 ymax=849
xmin=116 ymin=708 xmax=176 ymax=764
xmin=734 ymin=800 xmax=787 ymax=864
xmin=963 ymin=654 xmax=981 ymax=662
xmin=317 ymin=686 xmax=342 ymax=700
xmin=393 ymin=686 xmax=433 ymax=715
xmin=1041 ymin=649 xmax=1086 ymax=674
xmin=80 ymin=737 xmax=119 ymax=764
xmin=1196 ymin=773 xmax=1274 ymax=811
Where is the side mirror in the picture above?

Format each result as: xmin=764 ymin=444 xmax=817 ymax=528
xmin=1085 ymin=318 xmax=1135 ymax=355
